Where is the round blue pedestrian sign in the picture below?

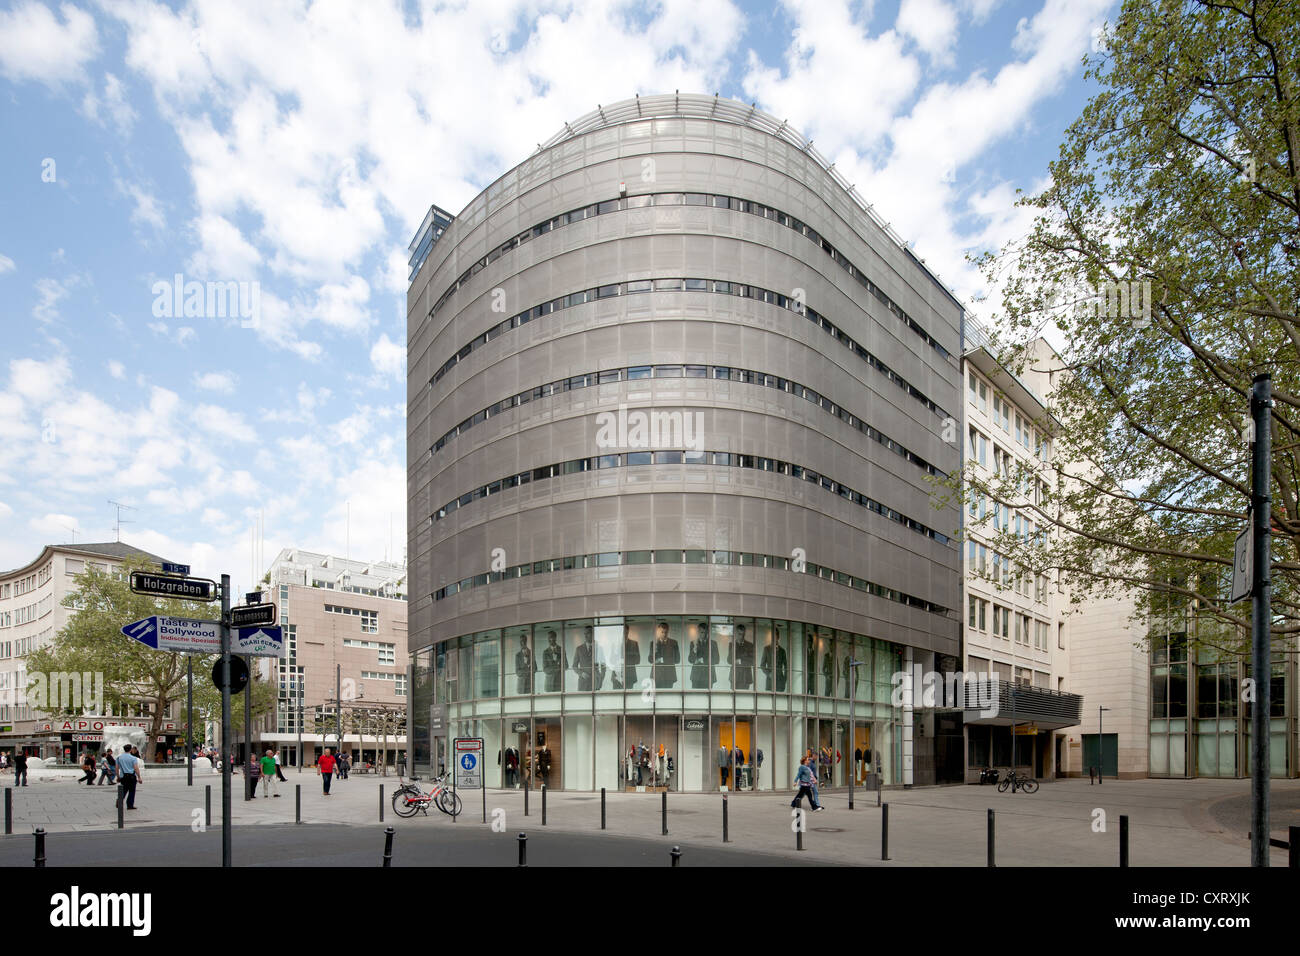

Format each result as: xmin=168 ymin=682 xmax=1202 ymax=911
xmin=461 ymin=753 xmax=476 ymax=770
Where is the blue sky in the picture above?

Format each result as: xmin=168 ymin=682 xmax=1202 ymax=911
xmin=0 ymin=0 xmax=1114 ymax=590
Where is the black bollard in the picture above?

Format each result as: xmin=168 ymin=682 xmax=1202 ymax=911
xmin=601 ymin=787 xmax=606 ymax=830
xmin=542 ymin=785 xmax=547 ymax=826
xmin=671 ymin=845 xmax=682 ymax=867
xmin=796 ymin=814 xmax=804 ymax=852
xmin=722 ymin=795 xmax=729 ymax=843
xmin=205 ymin=784 xmax=211 ymax=828
xmin=296 ymin=784 xmax=301 ymax=824
xmin=661 ymin=790 xmax=668 ymax=836
xmin=380 ymin=784 xmax=384 ymax=823
xmin=524 ymin=781 xmax=529 ymax=817
xmin=517 ymin=832 xmax=527 ymax=867
xmin=987 ymin=809 xmax=995 ymax=868
xmin=5 ymin=787 xmax=11 ymax=835
xmin=1120 ymin=814 xmax=1129 ymax=867
xmin=117 ymin=797 xmax=124 ymax=830
xmin=34 ymin=827 xmax=46 ymax=867
xmin=881 ymin=802 xmax=889 ymax=861
xmin=1290 ymin=827 xmax=1299 ymax=869
xmin=382 ymin=826 xmax=394 ymax=867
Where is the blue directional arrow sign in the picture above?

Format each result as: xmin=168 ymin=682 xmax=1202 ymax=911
xmin=235 ymin=626 xmax=286 ymax=658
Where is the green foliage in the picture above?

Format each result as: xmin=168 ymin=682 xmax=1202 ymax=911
xmin=25 ymin=558 xmax=275 ymax=759
xmin=969 ymin=0 xmax=1299 ymax=655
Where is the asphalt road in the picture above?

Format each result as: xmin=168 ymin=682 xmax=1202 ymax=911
xmin=0 ymin=820 xmax=834 ymax=867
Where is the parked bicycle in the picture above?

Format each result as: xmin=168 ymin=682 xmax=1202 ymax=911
xmin=997 ymin=769 xmax=1039 ymax=794
xmin=391 ymin=771 xmax=463 ymax=817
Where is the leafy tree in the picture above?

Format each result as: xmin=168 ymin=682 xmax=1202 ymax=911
xmin=25 ymin=560 xmax=274 ymax=761
xmin=967 ymin=0 xmax=1299 ymax=658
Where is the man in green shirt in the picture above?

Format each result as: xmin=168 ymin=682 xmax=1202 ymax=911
xmin=260 ymin=750 xmax=280 ymax=797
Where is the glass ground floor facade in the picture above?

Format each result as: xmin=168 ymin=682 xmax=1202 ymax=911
xmin=410 ymin=616 xmax=909 ymax=791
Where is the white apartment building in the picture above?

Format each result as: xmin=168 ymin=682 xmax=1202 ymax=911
xmin=961 ymin=330 xmax=1082 ymax=781
xmin=0 ymin=541 xmax=179 ymax=761
xmin=259 ymin=548 xmax=409 ymax=769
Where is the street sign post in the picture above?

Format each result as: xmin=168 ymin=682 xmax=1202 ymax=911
xmin=452 ymin=736 xmax=486 ymax=823
xmin=121 ymin=616 xmax=222 ymax=654
xmin=235 ymin=626 xmax=285 ymax=657
xmin=130 ymin=571 xmax=217 ymax=602
xmin=228 ymin=603 xmax=277 ymax=628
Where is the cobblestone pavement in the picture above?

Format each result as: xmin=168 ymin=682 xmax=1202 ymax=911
xmin=2 ymin=770 xmax=1295 ymax=866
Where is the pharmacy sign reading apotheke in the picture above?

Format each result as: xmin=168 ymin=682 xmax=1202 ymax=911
xmin=40 ymin=718 xmax=179 ymax=733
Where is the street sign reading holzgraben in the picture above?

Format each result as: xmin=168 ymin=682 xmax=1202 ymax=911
xmin=130 ymin=571 xmax=217 ymax=601
xmin=227 ymin=603 xmax=276 ymax=628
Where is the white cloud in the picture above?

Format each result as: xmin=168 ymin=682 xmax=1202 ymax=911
xmin=33 ymin=277 xmax=70 ymax=323
xmin=0 ymin=1 xmax=99 ymax=87
xmin=195 ymin=371 xmax=237 ymax=393
xmin=369 ymin=332 xmax=403 ymax=379
xmin=107 ymin=360 xmax=125 ymax=379
xmin=82 ymin=71 xmax=136 ymax=132
xmin=0 ymin=501 xmax=12 ymax=520
xmin=117 ymin=179 xmax=165 ymax=229
xmin=9 ymin=355 xmax=72 ymax=404
xmin=897 ymin=0 xmax=959 ymax=63
xmin=0 ymin=254 xmax=15 ymax=274
xmin=28 ymin=512 xmax=80 ymax=538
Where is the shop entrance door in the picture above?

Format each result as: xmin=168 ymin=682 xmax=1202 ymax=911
xmin=716 ymin=720 xmax=753 ymax=790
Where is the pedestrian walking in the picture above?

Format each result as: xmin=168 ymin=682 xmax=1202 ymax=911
xmin=790 ymin=756 xmax=822 ymax=812
xmin=317 ymin=748 xmax=336 ymax=795
xmin=13 ymin=750 xmax=28 ymax=786
xmin=78 ymin=750 xmax=97 ymax=785
xmin=273 ymin=749 xmax=286 ymax=782
xmin=97 ymin=748 xmax=116 ymax=786
xmin=260 ymin=750 xmax=280 ymax=797
xmin=337 ymin=751 xmax=349 ymax=780
xmin=247 ymin=754 xmax=261 ymax=799
xmin=115 ymin=745 xmax=143 ymax=810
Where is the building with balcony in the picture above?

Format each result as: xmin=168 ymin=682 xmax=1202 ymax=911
xmin=960 ymin=330 xmax=1082 ymax=780
xmin=407 ymin=94 xmax=965 ymax=792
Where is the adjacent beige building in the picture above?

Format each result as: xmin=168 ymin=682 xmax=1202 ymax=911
xmin=0 ymin=541 xmax=176 ymax=761
xmin=260 ymin=548 xmax=409 ymax=768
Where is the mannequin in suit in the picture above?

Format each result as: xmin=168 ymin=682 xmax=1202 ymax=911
xmin=730 ymin=624 xmax=755 ymax=689
xmin=652 ymin=622 xmax=680 ymax=688
xmin=618 ymin=624 xmax=641 ymax=689
xmin=760 ymin=629 xmax=787 ymax=692
xmin=515 ymin=637 xmax=535 ymax=694
xmin=688 ymin=621 xmax=719 ymax=688
xmin=542 ymin=630 xmax=565 ymax=692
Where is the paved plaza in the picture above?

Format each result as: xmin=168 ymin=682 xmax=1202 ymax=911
xmin=2 ymin=768 xmax=1296 ymax=866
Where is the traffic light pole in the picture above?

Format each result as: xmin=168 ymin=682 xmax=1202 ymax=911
xmin=220 ymin=574 xmax=233 ymax=868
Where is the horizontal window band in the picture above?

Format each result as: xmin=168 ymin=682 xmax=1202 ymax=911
xmin=433 ymin=548 xmax=951 ymax=617
xmin=425 ymin=190 xmax=952 ymax=362
xmin=429 ymin=277 xmax=950 ymax=422
xmin=431 ymin=448 xmax=951 ymax=546
xmin=431 ymin=362 xmax=948 ymax=480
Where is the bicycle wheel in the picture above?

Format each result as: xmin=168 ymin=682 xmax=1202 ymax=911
xmin=436 ymin=788 xmax=463 ymax=816
xmin=391 ymin=792 xmax=421 ymax=817
xmin=997 ymin=776 xmax=1011 ymax=793
xmin=1020 ymin=778 xmax=1039 ymax=794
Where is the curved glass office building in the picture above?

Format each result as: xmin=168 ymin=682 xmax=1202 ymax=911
xmin=407 ymin=94 xmax=964 ymax=792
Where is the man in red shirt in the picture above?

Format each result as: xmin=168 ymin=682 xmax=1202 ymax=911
xmin=317 ymin=747 xmax=336 ymax=795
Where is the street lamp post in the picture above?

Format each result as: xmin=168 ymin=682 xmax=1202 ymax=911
xmin=297 ymin=667 xmax=304 ymax=773
xmin=1099 ymin=706 xmax=1111 ymax=785
xmin=848 ymin=659 xmax=863 ymax=809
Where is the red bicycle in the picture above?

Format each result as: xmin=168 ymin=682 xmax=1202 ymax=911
xmin=391 ymin=771 xmax=462 ymax=817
